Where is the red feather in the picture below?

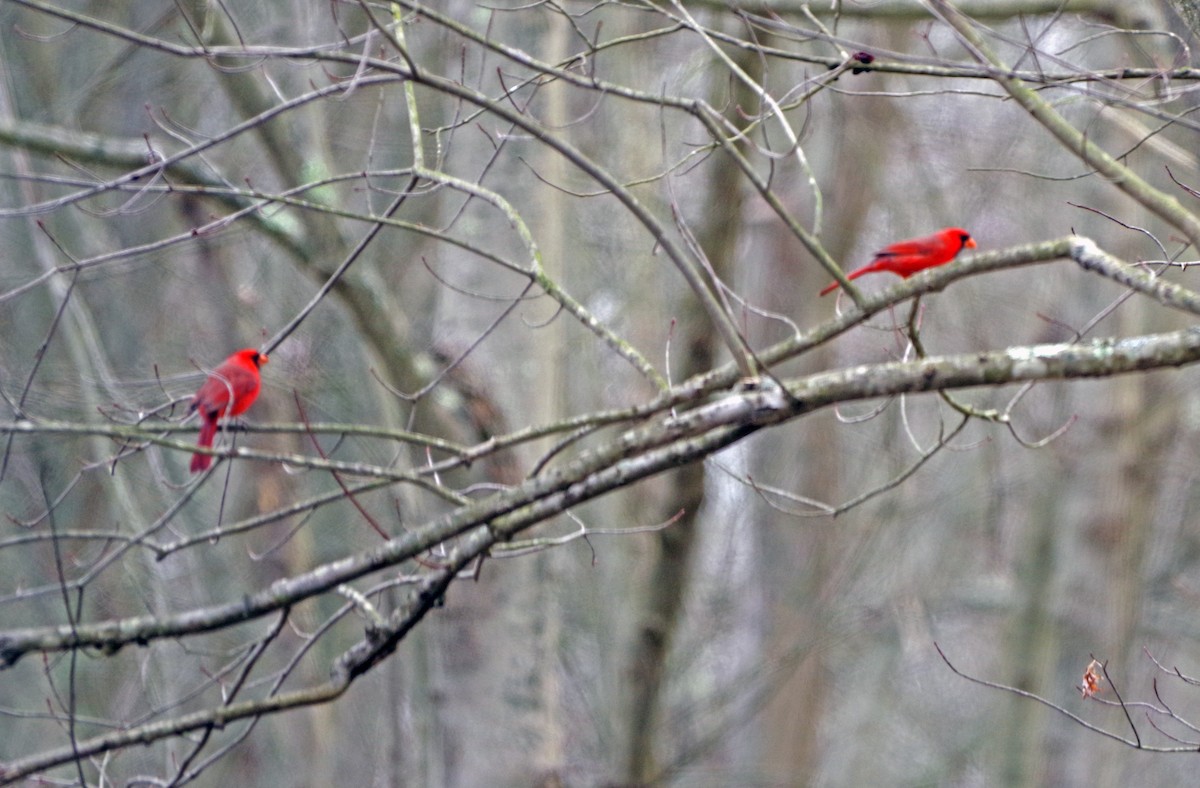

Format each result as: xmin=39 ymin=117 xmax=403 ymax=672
xmin=189 ymin=348 xmax=268 ymax=472
xmin=820 ymin=227 xmax=976 ymax=296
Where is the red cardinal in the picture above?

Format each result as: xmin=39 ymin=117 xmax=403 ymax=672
xmin=189 ymin=348 xmax=268 ymax=473
xmin=820 ymin=227 xmax=976 ymax=296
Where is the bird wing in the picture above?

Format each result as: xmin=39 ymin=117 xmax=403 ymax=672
xmin=196 ymin=363 xmax=258 ymax=417
xmin=874 ymin=233 xmax=942 ymax=259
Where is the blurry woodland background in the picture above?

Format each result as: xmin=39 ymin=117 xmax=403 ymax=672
xmin=4 ymin=0 xmax=1200 ymax=785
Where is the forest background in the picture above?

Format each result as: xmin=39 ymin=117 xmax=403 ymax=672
xmin=4 ymin=1 xmax=1200 ymax=785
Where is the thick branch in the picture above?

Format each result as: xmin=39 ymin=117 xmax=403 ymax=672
xmin=6 ymin=326 xmax=1200 ymax=667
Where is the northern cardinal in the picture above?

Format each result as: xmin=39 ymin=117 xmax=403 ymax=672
xmin=189 ymin=348 xmax=268 ymax=473
xmin=820 ymin=227 xmax=976 ymax=296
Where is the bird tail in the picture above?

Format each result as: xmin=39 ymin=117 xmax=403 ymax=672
xmin=190 ymin=417 xmax=217 ymax=473
xmin=819 ymin=266 xmax=872 ymax=296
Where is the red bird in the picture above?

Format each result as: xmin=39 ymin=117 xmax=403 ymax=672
xmin=820 ymin=227 xmax=976 ymax=296
xmin=189 ymin=348 xmax=268 ymax=473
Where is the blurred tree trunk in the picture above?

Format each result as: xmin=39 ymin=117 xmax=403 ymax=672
xmin=995 ymin=471 xmax=1060 ymax=786
xmin=1092 ymin=298 xmax=1162 ymax=788
xmin=756 ymin=28 xmax=897 ymax=780
xmin=529 ymin=14 xmax=571 ymax=784
xmin=618 ymin=40 xmax=757 ymax=786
